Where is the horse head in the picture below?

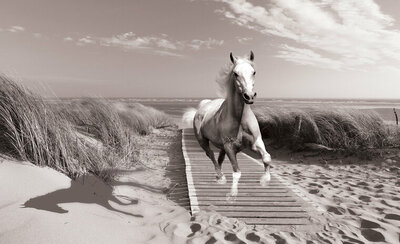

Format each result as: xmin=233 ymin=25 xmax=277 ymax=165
xmin=230 ymin=51 xmax=257 ymax=104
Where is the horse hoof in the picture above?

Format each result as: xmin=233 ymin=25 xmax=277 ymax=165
xmin=263 ymin=154 xmax=272 ymax=162
xmin=260 ymin=173 xmax=271 ymax=186
xmin=226 ymin=192 xmax=237 ymax=203
xmin=216 ymin=175 xmax=227 ymax=184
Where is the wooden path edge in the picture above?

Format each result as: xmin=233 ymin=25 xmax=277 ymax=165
xmin=182 ymin=129 xmax=200 ymax=214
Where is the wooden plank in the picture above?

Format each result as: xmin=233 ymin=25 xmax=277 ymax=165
xmin=195 ymin=201 xmax=302 ymax=206
xmin=196 ymin=196 xmax=297 ymax=201
xmin=188 ymin=182 xmax=286 ymax=186
xmin=193 ymin=189 xmax=289 ymax=193
xmin=238 ymin=218 xmax=309 ymax=225
xmin=192 ymin=185 xmax=288 ymax=189
xmin=219 ymin=212 xmax=308 ymax=218
xmin=192 ymin=192 xmax=293 ymax=197
xmin=199 ymin=206 xmax=304 ymax=212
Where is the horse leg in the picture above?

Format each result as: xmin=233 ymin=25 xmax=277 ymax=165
xmin=217 ymin=150 xmax=225 ymax=167
xmin=216 ymin=150 xmax=227 ymax=184
xmin=253 ymin=135 xmax=272 ymax=186
xmin=224 ymin=145 xmax=241 ymax=201
xmin=198 ymin=139 xmax=225 ymax=184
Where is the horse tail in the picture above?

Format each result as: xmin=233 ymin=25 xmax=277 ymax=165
xmin=182 ymin=99 xmax=212 ymax=128
xmin=182 ymin=108 xmax=197 ymax=128
xmin=199 ymin=99 xmax=212 ymax=108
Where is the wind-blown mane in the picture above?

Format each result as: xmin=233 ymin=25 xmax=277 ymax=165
xmin=215 ymin=58 xmax=255 ymax=98
xmin=215 ymin=63 xmax=233 ymax=98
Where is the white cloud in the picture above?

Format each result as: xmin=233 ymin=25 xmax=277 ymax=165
xmin=276 ymin=44 xmax=342 ymax=70
xmin=63 ymin=36 xmax=73 ymax=42
xmin=72 ymin=32 xmax=224 ymax=56
xmin=77 ymin=36 xmax=95 ymax=46
xmin=187 ymin=38 xmax=224 ymax=50
xmin=8 ymin=26 xmax=25 ymax=33
xmin=237 ymin=36 xmax=253 ymax=44
xmin=215 ymin=0 xmax=400 ymax=70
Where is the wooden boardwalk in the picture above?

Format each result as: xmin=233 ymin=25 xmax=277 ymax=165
xmin=182 ymin=128 xmax=313 ymax=226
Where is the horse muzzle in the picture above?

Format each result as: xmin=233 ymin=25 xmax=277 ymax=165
xmin=242 ymin=92 xmax=257 ymax=104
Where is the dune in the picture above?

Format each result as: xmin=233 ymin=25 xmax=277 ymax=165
xmin=0 ymin=158 xmax=190 ymax=244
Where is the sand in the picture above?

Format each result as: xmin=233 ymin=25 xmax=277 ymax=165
xmin=1 ymin=127 xmax=399 ymax=243
xmin=0 ymin=128 xmax=189 ymax=244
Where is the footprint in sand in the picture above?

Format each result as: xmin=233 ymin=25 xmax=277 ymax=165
xmin=358 ymin=195 xmax=371 ymax=202
xmin=357 ymin=182 xmax=368 ymax=186
xmin=309 ymin=189 xmax=319 ymax=194
xmin=309 ymin=183 xmax=323 ymax=188
xmin=384 ymin=213 xmax=400 ymax=221
xmin=341 ymin=234 xmax=365 ymax=244
xmin=246 ymin=232 xmax=260 ymax=242
xmin=347 ymin=208 xmax=357 ymax=215
xmin=374 ymin=184 xmax=384 ymax=189
xmin=327 ymin=206 xmax=346 ymax=215
xmin=224 ymin=232 xmax=238 ymax=242
xmin=205 ymin=236 xmax=217 ymax=244
xmin=360 ymin=219 xmax=381 ymax=228
xmin=361 ymin=229 xmax=385 ymax=242
xmin=187 ymin=223 xmax=202 ymax=238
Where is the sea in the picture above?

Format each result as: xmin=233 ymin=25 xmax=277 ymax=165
xmin=114 ymin=98 xmax=400 ymax=123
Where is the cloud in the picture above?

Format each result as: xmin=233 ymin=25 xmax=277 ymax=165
xmin=237 ymin=36 xmax=253 ymax=44
xmin=8 ymin=26 xmax=25 ymax=33
xmin=276 ymin=44 xmax=342 ymax=70
xmin=187 ymin=38 xmax=224 ymax=50
xmin=77 ymin=36 xmax=95 ymax=46
xmin=63 ymin=36 xmax=73 ymax=42
xmin=215 ymin=0 xmax=400 ymax=70
xmin=71 ymin=32 xmax=224 ymax=56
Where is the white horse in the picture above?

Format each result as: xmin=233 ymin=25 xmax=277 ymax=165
xmin=183 ymin=51 xmax=272 ymax=200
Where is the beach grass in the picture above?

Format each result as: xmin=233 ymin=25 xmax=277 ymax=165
xmin=115 ymin=102 xmax=173 ymax=135
xmin=0 ymin=75 xmax=173 ymax=181
xmin=253 ymin=106 xmax=397 ymax=152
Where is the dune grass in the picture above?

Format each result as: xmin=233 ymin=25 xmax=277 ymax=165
xmin=0 ymin=75 xmax=173 ymax=181
xmin=53 ymin=99 xmax=134 ymax=158
xmin=253 ymin=106 xmax=395 ymax=152
xmin=0 ymin=76 xmax=114 ymax=180
xmin=114 ymin=102 xmax=172 ymax=135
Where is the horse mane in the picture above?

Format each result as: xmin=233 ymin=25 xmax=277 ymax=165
xmin=215 ymin=63 xmax=233 ymax=98
xmin=215 ymin=58 xmax=254 ymax=98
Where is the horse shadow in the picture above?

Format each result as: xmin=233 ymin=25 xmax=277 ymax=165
xmin=23 ymin=174 xmax=143 ymax=218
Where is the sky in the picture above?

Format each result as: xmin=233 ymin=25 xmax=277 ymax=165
xmin=1 ymin=0 xmax=400 ymax=99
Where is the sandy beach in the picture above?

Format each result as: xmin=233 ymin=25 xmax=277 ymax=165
xmin=1 ymin=123 xmax=399 ymax=243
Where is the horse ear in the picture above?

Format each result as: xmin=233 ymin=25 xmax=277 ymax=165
xmin=249 ymin=50 xmax=254 ymax=61
xmin=230 ymin=52 xmax=237 ymax=64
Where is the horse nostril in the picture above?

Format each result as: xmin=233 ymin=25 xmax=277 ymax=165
xmin=243 ymin=93 xmax=250 ymax=101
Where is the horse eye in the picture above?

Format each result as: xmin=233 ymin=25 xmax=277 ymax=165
xmin=253 ymin=71 xmax=256 ymax=75
xmin=233 ymin=72 xmax=238 ymax=77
